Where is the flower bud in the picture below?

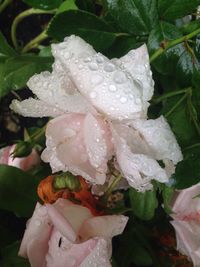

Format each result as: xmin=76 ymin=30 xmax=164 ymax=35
xmin=12 ymin=141 xmax=33 ymax=158
xmin=53 ymin=172 xmax=81 ymax=192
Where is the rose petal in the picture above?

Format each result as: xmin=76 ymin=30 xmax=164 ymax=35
xmin=111 ymin=126 xmax=168 ymax=191
xmin=41 ymin=114 xmax=111 ymax=184
xmin=19 ymin=203 xmax=51 ymax=262
xmin=52 ymin=35 xmax=143 ymax=121
xmin=79 ymin=215 xmax=128 ymax=241
xmin=10 ymin=98 xmax=63 ymax=118
xmin=131 ymin=116 xmax=183 ymax=164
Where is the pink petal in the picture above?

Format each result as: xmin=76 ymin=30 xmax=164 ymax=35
xmin=19 ymin=203 xmax=51 ymax=264
xmin=46 ymin=228 xmax=98 ymax=267
xmin=41 ymin=114 xmax=111 ymax=184
xmin=0 ymin=146 xmax=11 ymax=164
xmin=79 ymin=215 xmax=128 ymax=241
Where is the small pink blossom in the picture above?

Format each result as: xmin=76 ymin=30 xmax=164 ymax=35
xmin=19 ymin=198 xmax=128 ymax=267
xmin=0 ymin=145 xmax=40 ymax=171
xmin=171 ymin=183 xmax=200 ymax=266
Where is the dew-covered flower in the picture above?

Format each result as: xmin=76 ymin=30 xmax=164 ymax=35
xmin=10 ymin=35 xmax=183 ymax=191
xmin=0 ymin=145 xmax=40 ymax=171
xmin=171 ymin=184 xmax=200 ymax=267
xmin=19 ymin=198 xmax=128 ymax=267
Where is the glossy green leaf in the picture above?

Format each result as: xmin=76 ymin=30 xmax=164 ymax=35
xmin=0 ymin=165 xmax=39 ymax=217
xmin=175 ymin=148 xmax=200 ymax=189
xmin=0 ymin=32 xmax=17 ymax=59
xmin=56 ymin=0 xmax=77 ymax=14
xmin=47 ymin=10 xmax=116 ymax=51
xmin=23 ymin=0 xmax=63 ymax=10
xmin=158 ymin=0 xmax=200 ymax=20
xmin=0 ymin=55 xmax=53 ymax=98
xmin=0 ymin=241 xmax=30 ymax=267
xmin=148 ymin=21 xmax=184 ymax=75
xmin=129 ymin=188 xmax=158 ymax=220
xmin=106 ymin=0 xmax=158 ymax=35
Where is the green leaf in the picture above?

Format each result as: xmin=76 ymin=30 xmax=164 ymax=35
xmin=176 ymin=50 xmax=200 ymax=87
xmin=158 ymin=0 xmax=200 ymax=20
xmin=56 ymin=0 xmax=78 ymax=14
xmin=47 ymin=10 xmax=116 ymax=51
xmin=161 ymin=185 xmax=174 ymax=214
xmin=0 ymin=165 xmax=39 ymax=217
xmin=175 ymin=148 xmax=200 ymax=189
xmin=129 ymin=188 xmax=158 ymax=220
xmin=1 ymin=241 xmax=30 ymax=267
xmin=181 ymin=19 xmax=200 ymax=35
xmin=0 ymin=55 xmax=53 ymax=98
xmin=75 ymin=0 xmax=95 ymax=13
xmin=106 ymin=0 xmax=158 ymax=35
xmin=23 ymin=0 xmax=63 ymax=10
xmin=148 ymin=21 xmax=184 ymax=75
xmin=0 ymin=32 xmax=17 ymax=59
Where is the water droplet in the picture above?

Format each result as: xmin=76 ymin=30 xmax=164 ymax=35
xmin=83 ymin=56 xmax=91 ymax=63
xmin=35 ymin=219 xmax=41 ymax=226
xmin=109 ymin=84 xmax=117 ymax=92
xmin=120 ymin=97 xmax=127 ymax=103
xmin=64 ymin=51 xmax=71 ymax=60
xmin=64 ymin=128 xmax=76 ymax=138
xmin=91 ymin=74 xmax=103 ymax=85
xmin=135 ymin=98 xmax=141 ymax=104
xmin=38 ymin=206 xmax=47 ymax=216
xmin=90 ymin=91 xmax=97 ymax=99
xmin=116 ymin=94 xmax=120 ymax=98
xmin=88 ymin=62 xmax=98 ymax=71
xmin=104 ymin=63 xmax=115 ymax=72
xmin=96 ymin=55 xmax=104 ymax=63
xmin=78 ymin=64 xmax=83 ymax=69
xmin=113 ymin=71 xmax=127 ymax=84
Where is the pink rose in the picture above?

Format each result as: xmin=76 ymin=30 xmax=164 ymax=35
xmin=19 ymin=198 xmax=128 ymax=267
xmin=171 ymin=184 xmax=200 ymax=266
xmin=0 ymin=145 xmax=40 ymax=171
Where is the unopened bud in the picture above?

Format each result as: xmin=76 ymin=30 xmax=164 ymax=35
xmin=12 ymin=141 xmax=33 ymax=158
xmin=53 ymin=172 xmax=81 ymax=192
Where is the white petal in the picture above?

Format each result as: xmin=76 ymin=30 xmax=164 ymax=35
xmin=80 ymin=238 xmax=112 ymax=267
xmin=116 ymin=44 xmax=154 ymax=108
xmin=52 ymin=35 xmax=144 ymax=121
xmin=131 ymin=116 xmax=183 ymax=164
xmin=112 ymin=126 xmax=168 ymax=192
xmin=83 ymin=113 xmax=107 ymax=168
xmin=10 ymin=98 xmax=63 ymax=117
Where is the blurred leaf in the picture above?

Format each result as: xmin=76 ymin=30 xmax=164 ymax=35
xmin=47 ymin=10 xmax=116 ymax=51
xmin=148 ymin=21 xmax=185 ymax=75
xmin=129 ymin=188 xmax=158 ymax=220
xmin=75 ymin=0 xmax=95 ymax=12
xmin=23 ymin=0 xmax=63 ymax=10
xmin=176 ymin=50 xmax=200 ymax=87
xmin=0 ymin=32 xmax=17 ymax=59
xmin=181 ymin=19 xmax=200 ymax=34
xmin=56 ymin=0 xmax=78 ymax=14
xmin=175 ymin=148 xmax=200 ymax=189
xmin=0 ymin=54 xmax=53 ymax=98
xmin=0 ymin=165 xmax=39 ymax=217
xmin=106 ymin=0 xmax=158 ymax=35
xmin=1 ymin=241 xmax=30 ymax=267
xmin=158 ymin=0 xmax=200 ymax=20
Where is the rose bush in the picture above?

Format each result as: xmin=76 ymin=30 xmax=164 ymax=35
xmin=19 ymin=198 xmax=128 ymax=267
xmin=171 ymin=184 xmax=200 ymax=266
xmin=0 ymin=144 xmax=40 ymax=171
xmin=10 ymin=35 xmax=182 ymax=192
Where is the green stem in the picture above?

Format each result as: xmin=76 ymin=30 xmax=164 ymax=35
xmin=183 ymin=143 xmax=200 ymax=151
xmin=150 ymin=28 xmax=200 ymax=62
xmin=0 ymin=0 xmax=12 ymax=13
xmin=102 ymin=174 xmax=122 ymax=201
xmin=11 ymin=8 xmax=56 ymax=50
xmin=152 ymin=88 xmax=189 ymax=104
xmin=21 ymin=30 xmax=48 ymax=53
xmin=165 ymin=93 xmax=188 ymax=118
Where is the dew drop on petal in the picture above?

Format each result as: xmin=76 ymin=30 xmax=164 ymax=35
xmin=109 ymin=84 xmax=117 ymax=92
xmin=113 ymin=71 xmax=127 ymax=84
xmin=88 ymin=62 xmax=98 ymax=71
xmin=91 ymin=74 xmax=103 ymax=85
xmin=96 ymin=55 xmax=104 ymax=63
xmin=104 ymin=63 xmax=115 ymax=72
xmin=135 ymin=98 xmax=142 ymax=105
xmin=120 ymin=97 xmax=127 ymax=103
